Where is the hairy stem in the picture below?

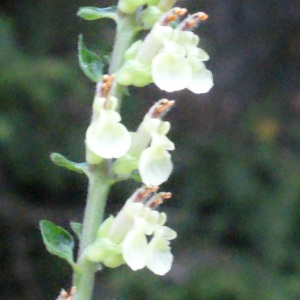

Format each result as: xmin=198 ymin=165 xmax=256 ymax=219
xmin=73 ymin=162 xmax=112 ymax=300
xmin=73 ymin=10 xmax=137 ymax=300
xmin=109 ymin=11 xmax=137 ymax=107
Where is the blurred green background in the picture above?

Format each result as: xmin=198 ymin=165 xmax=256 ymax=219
xmin=1 ymin=0 xmax=300 ymax=299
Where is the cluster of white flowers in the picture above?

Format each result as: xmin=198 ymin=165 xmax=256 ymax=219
xmin=83 ymin=4 xmax=213 ymax=277
xmin=116 ymin=8 xmax=213 ymax=94
xmin=86 ymin=84 xmax=175 ymax=187
xmin=85 ymin=187 xmax=176 ymax=275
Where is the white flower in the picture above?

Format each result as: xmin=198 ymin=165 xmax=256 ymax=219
xmin=152 ymin=38 xmax=213 ymax=93
xmin=138 ymin=118 xmax=174 ymax=186
xmin=117 ymin=20 xmax=213 ymax=94
xmin=146 ymin=226 xmax=176 ymax=275
xmin=86 ymin=110 xmax=131 ymax=159
xmin=85 ymin=193 xmax=177 ymax=276
xmin=121 ymin=206 xmax=177 ymax=275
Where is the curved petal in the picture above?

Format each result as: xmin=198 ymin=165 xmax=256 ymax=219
xmin=146 ymin=237 xmax=173 ymax=275
xmin=152 ymin=49 xmax=192 ymax=92
xmin=188 ymin=68 xmax=214 ymax=94
xmin=86 ymin=119 xmax=131 ymax=158
xmin=122 ymin=229 xmax=148 ymax=270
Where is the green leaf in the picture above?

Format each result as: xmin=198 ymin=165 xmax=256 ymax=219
xmin=70 ymin=221 xmax=82 ymax=240
xmin=77 ymin=6 xmax=117 ymax=21
xmin=40 ymin=220 xmax=75 ymax=265
xmin=50 ymin=152 xmax=86 ymax=174
xmin=78 ymin=35 xmax=104 ymax=83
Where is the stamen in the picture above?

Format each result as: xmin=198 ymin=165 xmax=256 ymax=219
xmin=160 ymin=7 xmax=187 ymax=26
xmin=98 ymin=74 xmax=115 ymax=98
xmin=57 ymin=287 xmax=76 ymax=300
xmin=149 ymin=99 xmax=175 ymax=119
xmin=146 ymin=191 xmax=172 ymax=208
xmin=160 ymin=192 xmax=172 ymax=199
xmin=177 ymin=12 xmax=209 ymax=31
xmin=131 ymin=186 xmax=158 ymax=202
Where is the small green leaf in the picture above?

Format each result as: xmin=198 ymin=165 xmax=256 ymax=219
xmin=50 ymin=152 xmax=86 ymax=174
xmin=40 ymin=220 xmax=75 ymax=265
xmin=77 ymin=6 xmax=117 ymax=21
xmin=78 ymin=35 xmax=104 ymax=82
xmin=70 ymin=221 xmax=82 ymax=240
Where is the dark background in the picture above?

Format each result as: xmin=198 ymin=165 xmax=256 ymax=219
xmin=1 ymin=0 xmax=300 ymax=299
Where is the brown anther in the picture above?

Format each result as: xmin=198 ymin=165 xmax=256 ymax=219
xmin=160 ymin=192 xmax=172 ymax=199
xmin=174 ymin=8 xmax=187 ymax=16
xmin=166 ymin=14 xmax=177 ymax=22
xmin=133 ymin=186 xmax=158 ymax=202
xmin=187 ymin=20 xmax=197 ymax=28
xmin=150 ymin=197 xmax=163 ymax=208
xmin=61 ymin=290 xmax=68 ymax=298
xmin=100 ymin=74 xmax=115 ymax=97
xmin=70 ymin=287 xmax=76 ymax=296
xmin=151 ymin=99 xmax=175 ymax=118
xmin=198 ymin=12 xmax=209 ymax=21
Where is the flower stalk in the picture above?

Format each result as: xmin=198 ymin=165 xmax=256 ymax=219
xmin=40 ymin=1 xmax=214 ymax=300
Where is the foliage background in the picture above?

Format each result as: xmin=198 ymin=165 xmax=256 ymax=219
xmin=1 ymin=0 xmax=300 ymax=299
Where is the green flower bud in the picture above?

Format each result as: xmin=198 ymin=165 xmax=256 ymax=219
xmin=116 ymin=60 xmax=152 ymax=87
xmin=113 ymin=154 xmax=139 ymax=176
xmin=141 ymin=6 xmax=163 ymax=27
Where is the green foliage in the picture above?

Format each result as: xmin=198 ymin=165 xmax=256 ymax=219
xmin=77 ymin=6 xmax=117 ymax=21
xmin=40 ymin=220 xmax=75 ymax=267
xmin=78 ymin=34 xmax=104 ymax=82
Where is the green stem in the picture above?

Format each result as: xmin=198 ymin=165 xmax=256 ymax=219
xmin=73 ymin=162 xmax=112 ymax=300
xmin=109 ymin=11 xmax=137 ymax=107
xmin=73 ymin=11 xmax=137 ymax=300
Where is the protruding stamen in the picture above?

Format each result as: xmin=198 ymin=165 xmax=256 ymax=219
xmin=100 ymin=74 xmax=115 ymax=98
xmin=57 ymin=287 xmax=76 ymax=300
xmin=177 ymin=12 xmax=209 ymax=31
xmin=70 ymin=287 xmax=76 ymax=296
xmin=160 ymin=192 xmax=172 ymax=199
xmin=131 ymin=186 xmax=158 ymax=203
xmin=146 ymin=191 xmax=172 ymax=208
xmin=149 ymin=99 xmax=175 ymax=119
xmin=160 ymin=7 xmax=187 ymax=26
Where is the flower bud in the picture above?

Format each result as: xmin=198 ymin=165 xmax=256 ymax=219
xmin=139 ymin=145 xmax=173 ymax=186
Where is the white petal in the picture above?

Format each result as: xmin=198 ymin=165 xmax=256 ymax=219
xmin=152 ymin=49 xmax=192 ymax=92
xmin=155 ymin=226 xmax=177 ymax=240
xmin=139 ymin=146 xmax=173 ymax=186
xmin=86 ymin=119 xmax=131 ymax=158
xmin=171 ymin=29 xmax=198 ymax=47
xmin=187 ymin=46 xmax=210 ymax=62
xmin=157 ymin=212 xmax=167 ymax=227
xmin=188 ymin=69 xmax=214 ymax=94
xmin=146 ymin=237 xmax=173 ymax=275
xmin=122 ymin=229 xmax=148 ymax=270
xmin=151 ymin=133 xmax=175 ymax=151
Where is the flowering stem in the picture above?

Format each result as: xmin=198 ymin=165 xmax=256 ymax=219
xmin=73 ymin=162 xmax=112 ymax=300
xmin=73 ymin=11 xmax=137 ymax=300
